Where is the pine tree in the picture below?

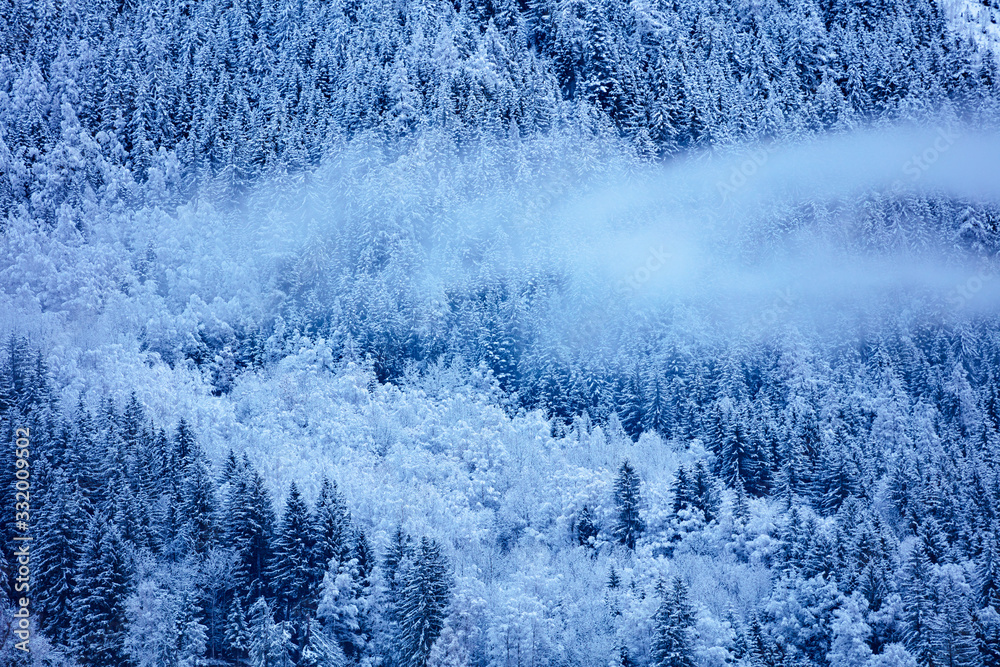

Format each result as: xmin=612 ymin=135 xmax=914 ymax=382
xmin=393 ymin=537 xmax=452 ymax=667
xmin=225 ymin=457 xmax=276 ymax=605
xmin=71 ymin=515 xmax=133 ymax=667
xmin=577 ymin=505 xmax=598 ymax=549
xmin=651 ymin=578 xmax=696 ymax=667
xmin=248 ymin=596 xmax=293 ymax=667
xmin=269 ymin=482 xmax=317 ymax=657
xmin=35 ymin=470 xmax=86 ymax=647
xmin=902 ymin=540 xmax=939 ymax=667
xmin=613 ymin=459 xmax=644 ymax=550
xmin=311 ymin=476 xmax=351 ymax=584
xmin=225 ymin=597 xmax=251 ymax=664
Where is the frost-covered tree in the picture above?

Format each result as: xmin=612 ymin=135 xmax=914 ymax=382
xmin=651 ymin=578 xmax=696 ymax=667
xmin=248 ymin=596 xmax=293 ymax=667
xmin=125 ymin=571 xmax=208 ymax=667
xmin=225 ymin=597 xmax=252 ymax=664
xmin=318 ymin=553 xmax=372 ymax=660
xmin=70 ymin=516 xmax=132 ymax=667
xmin=35 ymin=470 xmax=86 ymax=647
xmin=392 ymin=537 xmax=452 ymax=667
xmin=225 ymin=458 xmax=276 ymax=605
xmin=613 ymin=460 xmax=643 ymax=550
xmin=576 ymin=505 xmax=598 ymax=549
xmin=300 ymin=627 xmax=348 ymax=667
xmin=269 ymin=481 xmax=316 ymax=655
xmin=828 ymin=594 xmax=873 ymax=667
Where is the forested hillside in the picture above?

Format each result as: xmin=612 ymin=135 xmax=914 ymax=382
xmin=3 ymin=0 xmax=1000 ymax=665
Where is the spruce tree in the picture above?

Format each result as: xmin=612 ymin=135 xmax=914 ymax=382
xmin=902 ymin=541 xmax=939 ymax=667
xmin=613 ymin=460 xmax=644 ymax=550
xmin=311 ymin=476 xmax=351 ymax=584
xmin=71 ymin=515 xmax=133 ymax=667
xmin=174 ymin=440 xmax=220 ymax=557
xmin=384 ymin=525 xmax=414 ymax=603
xmin=225 ymin=597 xmax=251 ymax=664
xmin=225 ymin=457 xmax=276 ymax=605
xmin=934 ymin=567 xmax=979 ymax=667
xmin=717 ymin=401 xmax=769 ymax=497
xmin=35 ymin=470 xmax=86 ymax=647
xmin=247 ymin=596 xmax=293 ymax=667
xmin=577 ymin=505 xmax=598 ymax=549
xmin=651 ymin=578 xmax=696 ymax=667
xmin=394 ymin=537 xmax=452 ymax=667
xmin=607 ymin=566 xmax=621 ymax=590
xmin=684 ymin=461 xmax=719 ymax=523
xmin=672 ymin=466 xmax=694 ymax=514
xmin=269 ymin=482 xmax=316 ymax=656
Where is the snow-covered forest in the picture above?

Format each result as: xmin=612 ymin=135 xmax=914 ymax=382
xmin=3 ymin=0 xmax=1000 ymax=665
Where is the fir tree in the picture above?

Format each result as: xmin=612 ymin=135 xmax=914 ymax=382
xmin=71 ymin=515 xmax=133 ymax=667
xmin=225 ymin=596 xmax=251 ymax=664
xmin=613 ymin=459 xmax=644 ymax=550
xmin=35 ymin=470 xmax=86 ymax=647
xmin=248 ymin=596 xmax=293 ymax=667
xmin=225 ymin=458 xmax=276 ymax=605
xmin=311 ymin=476 xmax=351 ymax=583
xmin=651 ymin=578 xmax=696 ymax=667
xmin=269 ymin=482 xmax=317 ymax=657
xmin=393 ymin=537 xmax=452 ymax=667
xmin=577 ymin=505 xmax=598 ymax=549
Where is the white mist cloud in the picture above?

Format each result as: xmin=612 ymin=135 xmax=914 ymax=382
xmin=533 ymin=124 xmax=1000 ymax=341
xmin=126 ymin=123 xmax=1000 ymax=361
